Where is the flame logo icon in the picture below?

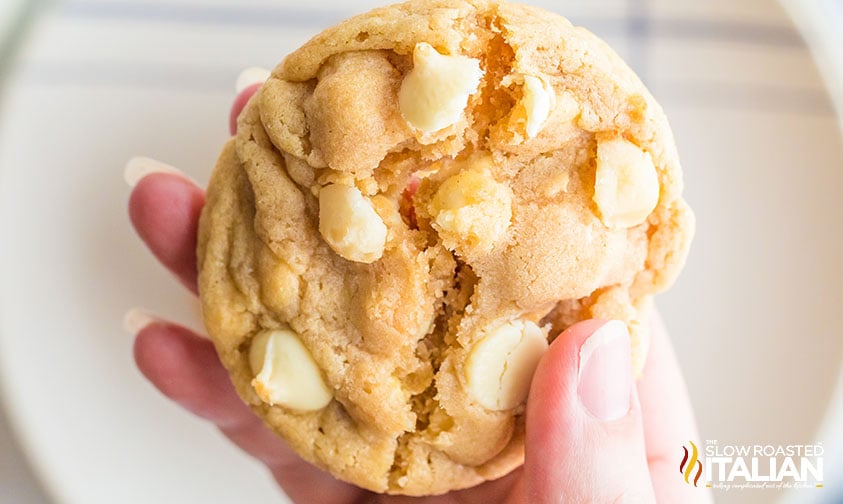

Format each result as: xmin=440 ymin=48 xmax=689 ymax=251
xmin=680 ymin=441 xmax=703 ymax=486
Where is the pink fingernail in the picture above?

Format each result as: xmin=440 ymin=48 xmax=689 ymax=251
xmin=122 ymin=307 xmax=161 ymax=334
xmin=123 ymin=156 xmax=191 ymax=187
xmin=577 ymin=320 xmax=633 ymax=421
xmin=235 ymin=66 xmax=271 ymax=93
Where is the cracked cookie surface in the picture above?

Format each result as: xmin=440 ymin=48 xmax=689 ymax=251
xmin=197 ymin=0 xmax=694 ymax=495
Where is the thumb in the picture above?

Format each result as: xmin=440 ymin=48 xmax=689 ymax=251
xmin=524 ymin=319 xmax=655 ymax=503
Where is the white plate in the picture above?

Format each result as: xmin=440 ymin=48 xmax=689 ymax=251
xmin=1 ymin=1 xmax=841 ymax=504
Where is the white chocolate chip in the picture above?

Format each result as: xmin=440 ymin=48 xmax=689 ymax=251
xmin=318 ymin=183 xmax=387 ymax=263
xmin=521 ymin=75 xmax=555 ymax=138
xmin=593 ymin=138 xmax=660 ymax=228
xmin=260 ymin=258 xmax=300 ymax=317
xmin=398 ymin=42 xmax=484 ymax=133
xmin=503 ymin=76 xmax=578 ymax=142
xmin=464 ymin=320 xmax=549 ymax=410
xmin=249 ymin=329 xmax=332 ymax=411
xmin=428 ymin=155 xmax=512 ymax=254
xmin=556 ymin=90 xmax=581 ymax=122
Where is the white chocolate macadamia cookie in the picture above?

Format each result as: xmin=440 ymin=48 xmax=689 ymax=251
xmin=198 ymin=0 xmax=693 ymax=496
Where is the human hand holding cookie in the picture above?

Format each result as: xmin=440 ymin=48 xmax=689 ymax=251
xmin=126 ymin=1 xmax=709 ymax=502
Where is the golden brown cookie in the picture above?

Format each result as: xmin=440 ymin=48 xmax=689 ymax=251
xmin=197 ymin=0 xmax=694 ymax=495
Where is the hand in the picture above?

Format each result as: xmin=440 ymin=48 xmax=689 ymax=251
xmin=126 ymin=85 xmax=711 ymax=504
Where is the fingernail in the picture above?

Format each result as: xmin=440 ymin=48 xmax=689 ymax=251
xmin=123 ymin=307 xmax=161 ymax=334
xmin=124 ymin=156 xmax=189 ymax=187
xmin=577 ymin=320 xmax=633 ymax=421
xmin=235 ymin=66 xmax=271 ymax=93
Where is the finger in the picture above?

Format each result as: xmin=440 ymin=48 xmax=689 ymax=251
xmin=230 ymin=83 xmax=262 ymax=135
xmin=133 ymin=321 xmax=257 ymax=428
xmin=133 ymin=322 xmax=364 ymax=504
xmin=523 ymin=319 xmax=655 ymax=503
xmin=128 ymin=172 xmax=204 ymax=294
xmin=129 ymin=70 xmax=262 ymax=289
xmin=637 ymin=311 xmax=712 ymax=502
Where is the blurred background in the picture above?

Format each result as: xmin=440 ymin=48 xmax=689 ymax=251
xmin=0 ymin=0 xmax=841 ymax=503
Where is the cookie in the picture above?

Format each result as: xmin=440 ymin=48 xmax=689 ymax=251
xmin=197 ymin=0 xmax=694 ymax=495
